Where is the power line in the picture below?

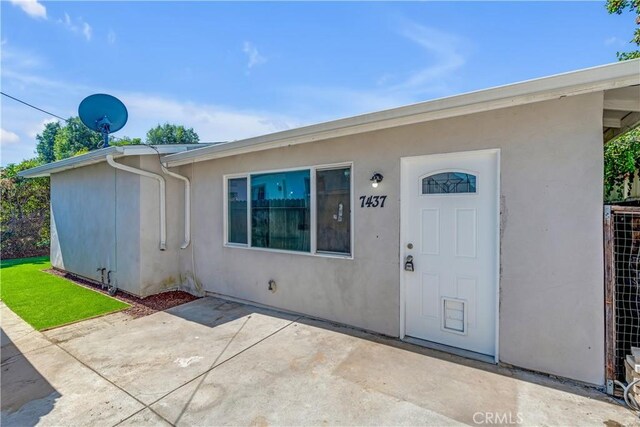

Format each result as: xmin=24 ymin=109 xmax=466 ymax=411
xmin=1 ymin=91 xmax=69 ymax=122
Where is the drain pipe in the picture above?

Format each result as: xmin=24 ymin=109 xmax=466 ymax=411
xmin=106 ymin=154 xmax=167 ymax=251
xmin=160 ymin=165 xmax=190 ymax=249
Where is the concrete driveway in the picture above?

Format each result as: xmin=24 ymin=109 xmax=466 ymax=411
xmin=1 ymin=297 xmax=637 ymax=426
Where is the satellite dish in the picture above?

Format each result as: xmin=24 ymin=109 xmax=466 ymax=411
xmin=78 ymin=94 xmax=128 ymax=148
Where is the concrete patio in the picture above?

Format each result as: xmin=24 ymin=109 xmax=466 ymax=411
xmin=1 ymin=297 xmax=637 ymax=426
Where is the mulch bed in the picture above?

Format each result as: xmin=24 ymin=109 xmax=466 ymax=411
xmin=46 ymin=269 xmax=200 ymax=318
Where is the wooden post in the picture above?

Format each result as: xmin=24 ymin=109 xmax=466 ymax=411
xmin=603 ymin=205 xmax=616 ymax=394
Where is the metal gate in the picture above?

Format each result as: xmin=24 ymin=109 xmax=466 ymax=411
xmin=604 ymin=205 xmax=640 ymax=395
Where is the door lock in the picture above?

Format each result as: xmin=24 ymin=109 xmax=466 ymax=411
xmin=404 ymin=255 xmax=414 ymax=272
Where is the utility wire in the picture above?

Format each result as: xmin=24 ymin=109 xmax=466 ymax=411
xmin=1 ymin=91 xmax=69 ymax=122
xmin=1 ymin=91 xmax=223 ymax=145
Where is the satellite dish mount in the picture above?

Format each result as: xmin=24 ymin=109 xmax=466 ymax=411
xmin=78 ymin=94 xmax=128 ymax=148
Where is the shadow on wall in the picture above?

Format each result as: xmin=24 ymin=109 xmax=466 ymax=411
xmin=1 ymin=329 xmax=60 ymax=426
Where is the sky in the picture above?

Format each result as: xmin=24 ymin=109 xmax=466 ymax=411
xmin=0 ymin=1 xmax=636 ymax=165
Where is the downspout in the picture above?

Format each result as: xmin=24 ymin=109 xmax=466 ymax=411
xmin=160 ymin=164 xmax=190 ymax=249
xmin=106 ymin=154 xmax=167 ymax=251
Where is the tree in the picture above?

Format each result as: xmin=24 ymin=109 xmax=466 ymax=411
xmin=606 ymin=0 xmax=640 ymax=60
xmin=112 ymin=136 xmax=142 ymax=146
xmin=146 ymin=123 xmax=199 ymax=145
xmin=53 ymin=117 xmax=104 ymax=161
xmin=35 ymin=121 xmax=61 ymax=163
xmin=1 ymin=158 xmax=50 ymax=258
xmin=604 ymin=127 xmax=640 ymax=201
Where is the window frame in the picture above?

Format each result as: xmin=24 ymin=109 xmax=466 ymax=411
xmin=223 ymin=162 xmax=354 ymax=259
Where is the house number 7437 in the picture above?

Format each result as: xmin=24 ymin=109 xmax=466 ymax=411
xmin=359 ymin=195 xmax=387 ymax=208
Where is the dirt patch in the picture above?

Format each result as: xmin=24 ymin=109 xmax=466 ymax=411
xmin=45 ymin=269 xmax=199 ymax=318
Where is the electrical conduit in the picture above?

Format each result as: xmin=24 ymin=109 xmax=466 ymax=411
xmin=106 ymin=154 xmax=167 ymax=251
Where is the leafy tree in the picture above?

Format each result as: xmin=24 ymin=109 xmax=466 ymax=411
xmin=146 ymin=123 xmax=199 ymax=145
xmin=112 ymin=136 xmax=143 ymax=146
xmin=1 ymin=158 xmax=50 ymax=258
xmin=604 ymin=127 xmax=640 ymax=201
xmin=606 ymin=0 xmax=640 ymax=60
xmin=35 ymin=121 xmax=61 ymax=163
xmin=53 ymin=117 xmax=104 ymax=161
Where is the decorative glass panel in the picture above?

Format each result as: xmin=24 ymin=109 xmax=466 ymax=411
xmin=251 ymin=170 xmax=310 ymax=252
xmin=227 ymin=178 xmax=248 ymax=244
xmin=422 ymin=172 xmax=477 ymax=194
xmin=316 ymin=167 xmax=351 ymax=254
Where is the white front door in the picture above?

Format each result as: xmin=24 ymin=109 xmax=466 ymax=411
xmin=401 ymin=150 xmax=499 ymax=357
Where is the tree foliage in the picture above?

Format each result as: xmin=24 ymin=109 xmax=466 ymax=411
xmin=606 ymin=0 xmax=640 ymax=60
xmin=604 ymin=127 xmax=640 ymax=201
xmin=35 ymin=121 xmax=61 ymax=164
xmin=146 ymin=123 xmax=200 ymax=145
xmin=53 ymin=117 xmax=104 ymax=161
xmin=1 ymin=159 xmax=50 ymax=259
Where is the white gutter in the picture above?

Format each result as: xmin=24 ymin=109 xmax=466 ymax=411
xmin=106 ymin=154 xmax=167 ymax=251
xmin=161 ymin=165 xmax=191 ymax=249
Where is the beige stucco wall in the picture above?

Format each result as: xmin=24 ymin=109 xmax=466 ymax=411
xmin=176 ymin=92 xmax=605 ymax=385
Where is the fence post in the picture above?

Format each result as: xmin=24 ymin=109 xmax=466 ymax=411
xmin=603 ymin=205 xmax=616 ymax=394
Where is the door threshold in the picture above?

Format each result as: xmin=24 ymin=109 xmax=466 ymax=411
xmin=402 ymin=336 xmax=496 ymax=364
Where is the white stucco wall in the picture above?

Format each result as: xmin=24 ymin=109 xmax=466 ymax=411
xmin=175 ymin=92 xmax=605 ymax=385
xmin=50 ymin=158 xmax=141 ymax=294
xmin=49 ymin=155 xmax=185 ymax=297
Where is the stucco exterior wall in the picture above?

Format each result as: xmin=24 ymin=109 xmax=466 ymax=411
xmin=49 ymin=155 xmax=187 ymax=297
xmin=136 ymin=156 xmax=184 ymax=297
xmin=177 ymin=92 xmax=605 ymax=385
xmin=50 ymin=158 xmax=141 ymax=294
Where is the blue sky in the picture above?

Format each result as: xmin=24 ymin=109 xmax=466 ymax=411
xmin=1 ymin=1 xmax=635 ymax=165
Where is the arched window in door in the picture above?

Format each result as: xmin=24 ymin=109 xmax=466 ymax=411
xmin=422 ymin=172 xmax=477 ymax=194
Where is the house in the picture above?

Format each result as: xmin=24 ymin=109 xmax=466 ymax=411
xmin=19 ymin=59 xmax=640 ymax=387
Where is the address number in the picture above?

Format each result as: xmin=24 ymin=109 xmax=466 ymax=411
xmin=359 ymin=195 xmax=387 ymax=208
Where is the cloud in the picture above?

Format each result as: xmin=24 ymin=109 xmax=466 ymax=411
xmin=107 ymin=30 xmax=117 ymax=45
xmin=604 ymin=36 xmax=625 ymax=47
xmin=58 ymin=13 xmax=92 ymax=41
xmin=9 ymin=0 xmax=47 ymax=20
xmin=1 ymin=129 xmax=21 ymax=146
xmin=27 ymin=118 xmax=59 ymax=139
xmin=243 ymin=41 xmax=267 ymax=70
xmin=120 ymin=93 xmax=299 ymax=142
xmin=82 ymin=22 xmax=92 ymax=41
xmin=283 ymin=20 xmax=468 ymax=118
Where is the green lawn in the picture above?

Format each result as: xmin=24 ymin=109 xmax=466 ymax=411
xmin=0 ymin=256 xmax=129 ymax=330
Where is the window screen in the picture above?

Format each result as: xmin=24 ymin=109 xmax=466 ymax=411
xmin=316 ymin=167 xmax=351 ymax=254
xmin=422 ymin=172 xmax=477 ymax=194
xmin=251 ymin=170 xmax=311 ymax=252
xmin=227 ymin=178 xmax=248 ymax=244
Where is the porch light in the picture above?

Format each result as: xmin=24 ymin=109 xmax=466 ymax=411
xmin=370 ymin=172 xmax=383 ymax=188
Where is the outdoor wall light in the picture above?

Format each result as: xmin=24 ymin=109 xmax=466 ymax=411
xmin=370 ymin=172 xmax=383 ymax=188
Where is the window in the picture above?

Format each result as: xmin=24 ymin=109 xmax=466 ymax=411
xmin=224 ymin=164 xmax=352 ymax=257
xmin=227 ymin=177 xmax=248 ymax=244
xmin=251 ymin=170 xmax=311 ymax=252
xmin=316 ymin=167 xmax=351 ymax=254
xmin=422 ymin=172 xmax=477 ymax=194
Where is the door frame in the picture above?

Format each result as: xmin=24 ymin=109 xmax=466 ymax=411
xmin=399 ymin=148 xmax=501 ymax=363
